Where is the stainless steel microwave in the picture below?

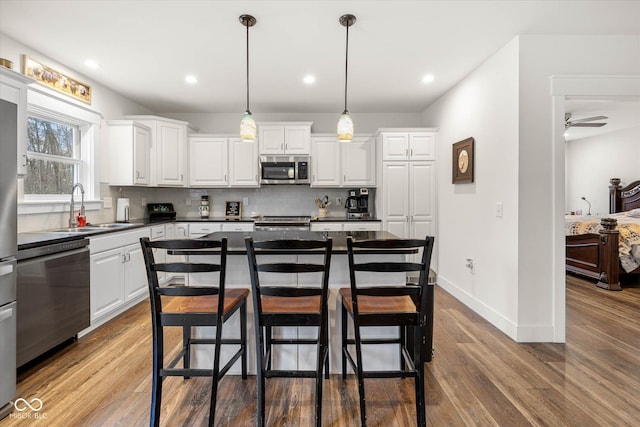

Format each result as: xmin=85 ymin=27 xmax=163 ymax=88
xmin=260 ymin=155 xmax=310 ymax=185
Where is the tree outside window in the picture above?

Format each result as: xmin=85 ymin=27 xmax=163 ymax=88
xmin=24 ymin=116 xmax=81 ymax=196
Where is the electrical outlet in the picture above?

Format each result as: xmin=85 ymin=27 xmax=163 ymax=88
xmin=186 ymin=198 xmax=192 ymax=206
xmin=336 ymin=197 xmax=342 ymax=205
xmin=103 ymin=197 xmax=113 ymax=209
xmin=495 ymin=202 xmax=503 ymax=218
xmin=243 ymin=197 xmax=249 ymax=206
xmin=141 ymin=197 xmax=147 ymax=207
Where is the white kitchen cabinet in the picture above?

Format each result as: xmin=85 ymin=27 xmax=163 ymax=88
xmin=107 ymin=120 xmax=151 ymax=186
xmin=189 ymin=136 xmax=228 ymax=187
xmin=149 ymin=225 xmax=166 ymax=283
xmin=258 ymin=122 xmax=312 ymax=155
xmin=381 ymin=131 xmax=436 ymax=161
xmin=377 ymin=129 xmax=437 ymax=258
xmin=229 ymin=137 xmax=259 ymax=186
xmin=342 ymin=136 xmax=375 ymax=186
xmin=189 ymin=135 xmax=259 ymax=188
xmin=310 ymin=134 xmax=375 ymax=187
xmin=310 ymin=136 xmax=341 ymax=187
xmin=0 ymin=68 xmax=31 ymax=176
xmin=126 ymin=116 xmax=191 ymax=187
xmin=89 ymin=227 xmax=150 ymax=324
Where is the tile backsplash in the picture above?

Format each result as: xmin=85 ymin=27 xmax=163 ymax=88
xmin=18 ymin=184 xmax=376 ymax=232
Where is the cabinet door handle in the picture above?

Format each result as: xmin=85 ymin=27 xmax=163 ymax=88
xmin=281 ymin=143 xmax=284 ymax=150
xmin=127 ymin=253 xmax=131 ymax=262
xmin=410 ymin=148 xmax=414 ymax=156
xmin=136 ymin=171 xmax=140 ymax=179
xmin=224 ymin=174 xmax=227 ymax=182
xmin=180 ymin=173 xmax=183 ymax=181
xmin=405 ymin=149 xmax=408 ymax=157
xmin=122 ymin=254 xmax=127 ymax=263
xmin=22 ymin=154 xmax=29 ymax=167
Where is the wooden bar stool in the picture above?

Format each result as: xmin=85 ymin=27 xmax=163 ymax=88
xmin=339 ymin=236 xmax=435 ymax=427
xmin=245 ymin=237 xmax=332 ymax=427
xmin=140 ymin=237 xmax=249 ymax=427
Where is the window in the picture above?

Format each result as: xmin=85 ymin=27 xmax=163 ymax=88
xmin=18 ymin=87 xmax=102 ymax=214
xmin=25 ymin=115 xmax=81 ymax=196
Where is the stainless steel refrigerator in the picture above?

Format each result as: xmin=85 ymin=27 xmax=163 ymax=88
xmin=0 ymin=98 xmax=18 ymax=419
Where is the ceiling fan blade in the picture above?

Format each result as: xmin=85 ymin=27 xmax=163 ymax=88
xmin=568 ymin=115 xmax=609 ymax=124
xmin=570 ymin=122 xmax=607 ymax=127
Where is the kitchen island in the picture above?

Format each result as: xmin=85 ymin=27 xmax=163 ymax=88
xmin=182 ymin=230 xmax=432 ymax=375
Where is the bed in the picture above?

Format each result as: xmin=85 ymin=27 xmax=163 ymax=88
xmin=565 ymin=178 xmax=640 ymax=290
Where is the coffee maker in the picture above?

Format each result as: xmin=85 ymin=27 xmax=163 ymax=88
xmin=345 ymin=188 xmax=370 ymax=219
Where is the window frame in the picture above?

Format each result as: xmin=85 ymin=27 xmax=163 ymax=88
xmin=18 ymin=86 xmax=102 ymax=215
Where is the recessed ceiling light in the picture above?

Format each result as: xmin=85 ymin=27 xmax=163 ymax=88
xmin=185 ymin=75 xmax=197 ymax=84
xmin=84 ymin=59 xmax=99 ymax=69
xmin=303 ymin=75 xmax=316 ymax=85
xmin=422 ymin=74 xmax=435 ymax=84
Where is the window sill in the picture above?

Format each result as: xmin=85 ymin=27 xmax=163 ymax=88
xmin=18 ymin=200 xmax=103 ymax=215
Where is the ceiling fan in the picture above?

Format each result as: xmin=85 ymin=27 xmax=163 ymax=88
xmin=565 ymin=113 xmax=608 ymax=129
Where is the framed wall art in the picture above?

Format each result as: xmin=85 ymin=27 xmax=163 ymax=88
xmin=22 ymin=55 xmax=92 ymax=104
xmin=225 ymin=201 xmax=242 ymax=218
xmin=452 ymin=137 xmax=474 ymax=184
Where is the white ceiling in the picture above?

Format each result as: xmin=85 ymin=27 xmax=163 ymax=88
xmin=1 ymin=0 xmax=639 ymax=117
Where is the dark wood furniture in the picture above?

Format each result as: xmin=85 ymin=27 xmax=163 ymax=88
xmin=245 ymin=237 xmax=333 ymax=427
xmin=140 ymin=237 xmax=248 ymax=427
xmin=566 ymin=178 xmax=640 ymax=290
xmin=340 ymin=236 xmax=435 ymax=427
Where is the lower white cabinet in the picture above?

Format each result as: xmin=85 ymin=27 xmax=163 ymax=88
xmin=89 ymin=227 xmax=150 ymax=324
xmin=310 ymin=221 xmax=382 ymax=232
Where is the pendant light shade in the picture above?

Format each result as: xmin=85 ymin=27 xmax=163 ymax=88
xmin=239 ymin=14 xmax=257 ymax=142
xmin=337 ymin=14 xmax=356 ymax=142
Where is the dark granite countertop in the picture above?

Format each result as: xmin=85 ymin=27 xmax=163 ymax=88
xmin=311 ymin=217 xmax=381 ymax=222
xmin=174 ymin=216 xmax=255 ymax=223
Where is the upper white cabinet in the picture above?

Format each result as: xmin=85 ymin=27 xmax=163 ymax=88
xmin=310 ymin=134 xmax=375 ymax=187
xmin=0 ymin=68 xmax=31 ymax=176
xmin=189 ymin=135 xmax=259 ymax=188
xmin=107 ymin=120 xmax=151 ymax=186
xmin=189 ymin=136 xmax=228 ymax=187
xmin=381 ymin=131 xmax=435 ymax=161
xmin=258 ymin=122 xmax=312 ymax=155
xmin=126 ymin=115 xmax=191 ymax=187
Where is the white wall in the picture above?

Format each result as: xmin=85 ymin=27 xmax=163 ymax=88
xmin=421 ymin=38 xmax=521 ymax=336
xmin=517 ymin=35 xmax=640 ymax=340
xmin=566 ymin=125 xmax=640 ymax=215
xmin=422 ymin=34 xmax=640 ymax=342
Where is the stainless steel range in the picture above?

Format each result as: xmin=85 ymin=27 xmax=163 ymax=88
xmin=254 ymin=216 xmax=311 ymax=231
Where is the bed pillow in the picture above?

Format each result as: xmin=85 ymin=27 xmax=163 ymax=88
xmin=626 ymin=208 xmax=640 ymax=218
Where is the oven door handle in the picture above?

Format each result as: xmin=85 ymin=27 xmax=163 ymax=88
xmin=0 ymin=305 xmax=15 ymax=322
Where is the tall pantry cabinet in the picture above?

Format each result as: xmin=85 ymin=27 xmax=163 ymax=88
xmin=376 ymin=130 xmax=437 ymax=257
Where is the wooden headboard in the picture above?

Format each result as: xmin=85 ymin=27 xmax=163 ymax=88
xmin=609 ymin=178 xmax=640 ymax=213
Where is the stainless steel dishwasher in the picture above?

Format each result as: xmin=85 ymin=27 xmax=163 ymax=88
xmin=16 ymin=238 xmax=90 ymax=367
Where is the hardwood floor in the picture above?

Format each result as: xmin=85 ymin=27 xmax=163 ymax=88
xmin=4 ymin=275 xmax=640 ymax=426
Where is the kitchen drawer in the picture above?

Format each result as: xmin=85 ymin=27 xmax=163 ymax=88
xmin=343 ymin=222 xmax=382 ymax=232
xmin=310 ymin=222 xmax=343 ymax=232
xmin=150 ymin=225 xmax=166 ymax=241
xmin=188 ymin=223 xmax=222 ymax=238
xmin=89 ymin=228 xmax=150 ymax=254
xmin=221 ymin=222 xmax=254 ymax=232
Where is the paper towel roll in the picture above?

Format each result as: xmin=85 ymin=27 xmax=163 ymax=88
xmin=116 ymin=198 xmax=130 ymax=222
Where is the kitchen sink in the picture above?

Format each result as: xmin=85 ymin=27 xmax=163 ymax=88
xmin=49 ymin=223 xmax=137 ymax=233
xmin=50 ymin=227 xmax=103 ymax=233
xmin=90 ymin=223 xmax=135 ymax=228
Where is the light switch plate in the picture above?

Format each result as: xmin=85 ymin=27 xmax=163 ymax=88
xmin=103 ymin=196 xmax=113 ymax=209
xmin=495 ymin=202 xmax=503 ymax=218
xmin=243 ymin=197 xmax=249 ymax=206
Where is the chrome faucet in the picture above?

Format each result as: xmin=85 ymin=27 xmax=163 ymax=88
xmin=69 ymin=183 xmax=85 ymax=227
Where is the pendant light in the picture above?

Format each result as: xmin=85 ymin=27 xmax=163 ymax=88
xmin=239 ymin=14 xmax=257 ymax=142
xmin=337 ymin=14 xmax=356 ymax=142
